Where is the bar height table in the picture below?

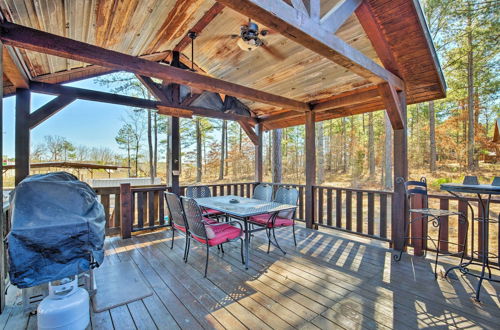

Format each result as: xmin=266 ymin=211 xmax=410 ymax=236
xmin=440 ymin=183 xmax=500 ymax=302
xmin=195 ymin=195 xmax=297 ymax=269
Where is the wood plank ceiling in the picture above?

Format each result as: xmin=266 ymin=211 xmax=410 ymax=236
xmin=0 ymin=0 xmax=445 ymax=130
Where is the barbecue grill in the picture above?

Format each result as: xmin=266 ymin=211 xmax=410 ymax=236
xmin=7 ymin=172 xmax=105 ymax=289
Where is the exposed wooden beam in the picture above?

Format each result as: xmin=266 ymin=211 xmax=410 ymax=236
xmin=173 ymin=3 xmax=225 ymax=52
xmin=156 ymin=105 xmax=193 ymax=119
xmin=321 ymin=0 xmax=362 ymax=34
xmin=29 ymin=95 xmax=76 ymax=129
xmin=378 ymin=82 xmax=404 ymax=129
xmin=308 ymin=0 xmax=321 ymax=21
xmin=136 ymin=75 xmax=172 ymax=104
xmin=290 ymin=0 xmax=308 ymax=16
xmin=217 ymin=0 xmax=404 ymax=90
xmin=0 ymin=21 xmax=309 ymax=112
xmin=311 ymin=87 xmax=379 ymax=112
xmin=238 ymin=120 xmax=259 ymax=145
xmin=3 ymin=46 xmax=29 ymax=88
xmin=355 ymin=2 xmax=401 ymax=75
xmin=30 ymin=82 xmax=257 ymax=124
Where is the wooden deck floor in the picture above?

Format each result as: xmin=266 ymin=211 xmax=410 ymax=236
xmin=1 ymin=224 xmax=499 ymax=329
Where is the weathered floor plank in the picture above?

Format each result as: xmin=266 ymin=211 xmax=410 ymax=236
xmin=1 ymin=224 xmax=498 ymax=330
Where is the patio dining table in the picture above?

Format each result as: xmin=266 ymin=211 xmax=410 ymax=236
xmin=195 ymin=195 xmax=298 ymax=269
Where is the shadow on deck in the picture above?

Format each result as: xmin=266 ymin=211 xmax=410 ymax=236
xmin=1 ymin=224 xmax=499 ymax=329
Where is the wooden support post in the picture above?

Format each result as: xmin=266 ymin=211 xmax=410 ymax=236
xmin=391 ymin=91 xmax=408 ymax=250
xmin=120 ymin=183 xmax=132 ymax=239
xmin=15 ymin=88 xmax=30 ymax=185
xmin=0 ymin=41 xmax=5 ymax=314
xmin=255 ymin=123 xmax=263 ymax=182
xmin=305 ymin=112 xmax=316 ymax=229
xmin=170 ymin=117 xmax=180 ymax=195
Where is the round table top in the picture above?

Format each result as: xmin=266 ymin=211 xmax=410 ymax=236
xmin=440 ymin=183 xmax=500 ymax=195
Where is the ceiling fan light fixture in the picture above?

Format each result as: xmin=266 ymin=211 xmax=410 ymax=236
xmin=237 ymin=37 xmax=259 ymax=51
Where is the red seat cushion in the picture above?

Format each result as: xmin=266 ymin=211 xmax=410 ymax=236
xmin=203 ymin=208 xmax=224 ymax=216
xmin=191 ymin=224 xmax=243 ymax=246
xmin=173 ymin=222 xmax=187 ymax=233
xmin=203 ymin=217 xmax=218 ymax=224
xmin=249 ymin=214 xmax=294 ymax=228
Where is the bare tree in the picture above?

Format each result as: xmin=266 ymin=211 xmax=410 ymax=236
xmin=429 ymin=101 xmax=437 ymax=172
xmin=316 ymin=122 xmax=324 ymax=184
xmin=272 ymin=128 xmax=282 ymax=183
xmin=368 ymin=112 xmax=375 ymax=178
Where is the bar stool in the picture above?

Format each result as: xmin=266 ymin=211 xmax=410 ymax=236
xmin=394 ymin=178 xmax=468 ymax=278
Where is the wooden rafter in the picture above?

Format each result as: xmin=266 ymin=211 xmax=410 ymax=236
xmin=136 ymin=75 xmax=172 ymax=104
xmin=378 ymin=82 xmax=404 ymax=129
xmin=217 ymin=0 xmax=403 ymax=90
xmin=29 ymin=95 xmax=76 ymax=129
xmin=173 ymin=3 xmax=225 ymax=52
xmin=321 ymin=0 xmax=362 ymax=34
xmin=238 ymin=120 xmax=259 ymax=145
xmin=290 ymin=0 xmax=308 ymax=15
xmin=3 ymin=46 xmax=29 ymax=88
xmin=355 ymin=2 xmax=401 ymax=76
xmin=0 ymin=21 xmax=309 ymax=112
xmin=312 ymin=87 xmax=379 ymax=112
xmin=30 ymin=82 xmax=257 ymax=124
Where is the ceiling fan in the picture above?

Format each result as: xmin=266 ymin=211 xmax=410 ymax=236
xmin=223 ymin=19 xmax=286 ymax=60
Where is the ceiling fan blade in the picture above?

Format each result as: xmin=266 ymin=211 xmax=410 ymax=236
xmin=261 ymin=44 xmax=286 ymax=61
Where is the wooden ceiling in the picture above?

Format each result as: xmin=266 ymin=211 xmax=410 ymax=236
xmin=0 ymin=0 xmax=445 ymax=130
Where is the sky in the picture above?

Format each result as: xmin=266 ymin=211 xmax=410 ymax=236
xmin=2 ymin=77 xmax=135 ymax=158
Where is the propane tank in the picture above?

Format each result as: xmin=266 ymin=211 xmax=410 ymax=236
xmin=37 ymin=276 xmax=89 ymax=330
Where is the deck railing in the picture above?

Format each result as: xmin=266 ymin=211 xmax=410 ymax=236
xmin=314 ymin=186 xmax=393 ymax=242
xmin=96 ymin=181 xmax=499 ymax=265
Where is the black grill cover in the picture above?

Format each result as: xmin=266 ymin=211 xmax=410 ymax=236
xmin=7 ymin=172 xmax=105 ymax=288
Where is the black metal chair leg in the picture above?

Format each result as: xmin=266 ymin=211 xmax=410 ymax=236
xmin=394 ymin=218 xmax=410 ymax=262
xmin=220 ymin=244 xmax=225 ymax=254
xmin=434 ymin=221 xmax=442 ymax=279
xmin=240 ymin=239 xmax=245 ymax=265
xmin=185 ymin=236 xmax=191 ymax=263
xmin=183 ymin=235 xmax=189 ymax=261
xmin=292 ymin=222 xmax=297 ymax=246
xmin=272 ymin=227 xmax=286 ymax=255
xmin=204 ymin=244 xmax=210 ymax=277
xmin=171 ymin=227 xmax=175 ymax=249
xmin=266 ymin=228 xmax=271 ymax=253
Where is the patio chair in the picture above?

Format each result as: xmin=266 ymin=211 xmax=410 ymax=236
xmin=164 ymin=192 xmax=192 ymax=262
xmin=253 ymin=183 xmax=273 ymax=202
xmin=185 ymin=185 xmax=224 ymax=220
xmin=248 ymin=187 xmax=299 ymax=255
xmin=181 ymin=196 xmax=245 ymax=277
xmin=393 ymin=178 xmax=468 ymax=278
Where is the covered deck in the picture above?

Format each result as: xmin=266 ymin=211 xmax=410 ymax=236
xmin=2 ymin=225 xmax=499 ymax=329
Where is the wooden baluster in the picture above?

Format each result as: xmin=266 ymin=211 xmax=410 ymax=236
xmin=318 ymin=188 xmax=324 ymax=225
xmin=346 ymin=191 xmax=352 ymax=231
xmin=380 ymin=194 xmax=387 ymax=238
xmin=299 ymin=186 xmax=304 ymax=220
xmin=114 ymin=193 xmax=121 ymax=228
xmin=137 ymin=192 xmax=144 ymax=229
xmin=101 ymin=194 xmax=110 ymax=228
xmin=159 ymin=190 xmax=165 ymax=225
xmin=368 ymin=192 xmax=374 ymax=235
xmin=120 ymin=183 xmax=132 ymax=239
xmin=336 ymin=189 xmax=342 ymax=228
xmin=326 ymin=188 xmax=333 ymax=226
xmin=356 ymin=192 xmax=363 ymax=233
xmin=148 ymin=190 xmax=155 ymax=227
xmin=439 ymin=198 xmax=449 ymax=252
xmin=410 ymin=194 xmax=424 ymax=256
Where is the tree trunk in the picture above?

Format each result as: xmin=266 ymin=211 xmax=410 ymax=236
xmin=127 ymin=143 xmax=131 ymax=177
xmin=272 ymin=129 xmax=282 ymax=183
xmin=466 ymin=8 xmax=475 ymax=171
xmin=429 ymin=101 xmax=437 ymax=172
xmin=165 ymin=117 xmax=170 ymax=186
xmin=147 ymin=109 xmax=154 ymax=183
xmin=368 ymin=112 xmax=375 ymax=178
xmin=219 ymin=120 xmax=226 ymax=180
xmin=327 ymin=120 xmax=333 ymax=171
xmin=196 ymin=117 xmax=202 ymax=182
xmin=384 ymin=112 xmax=393 ymax=189
xmin=317 ymin=122 xmax=325 ymax=184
